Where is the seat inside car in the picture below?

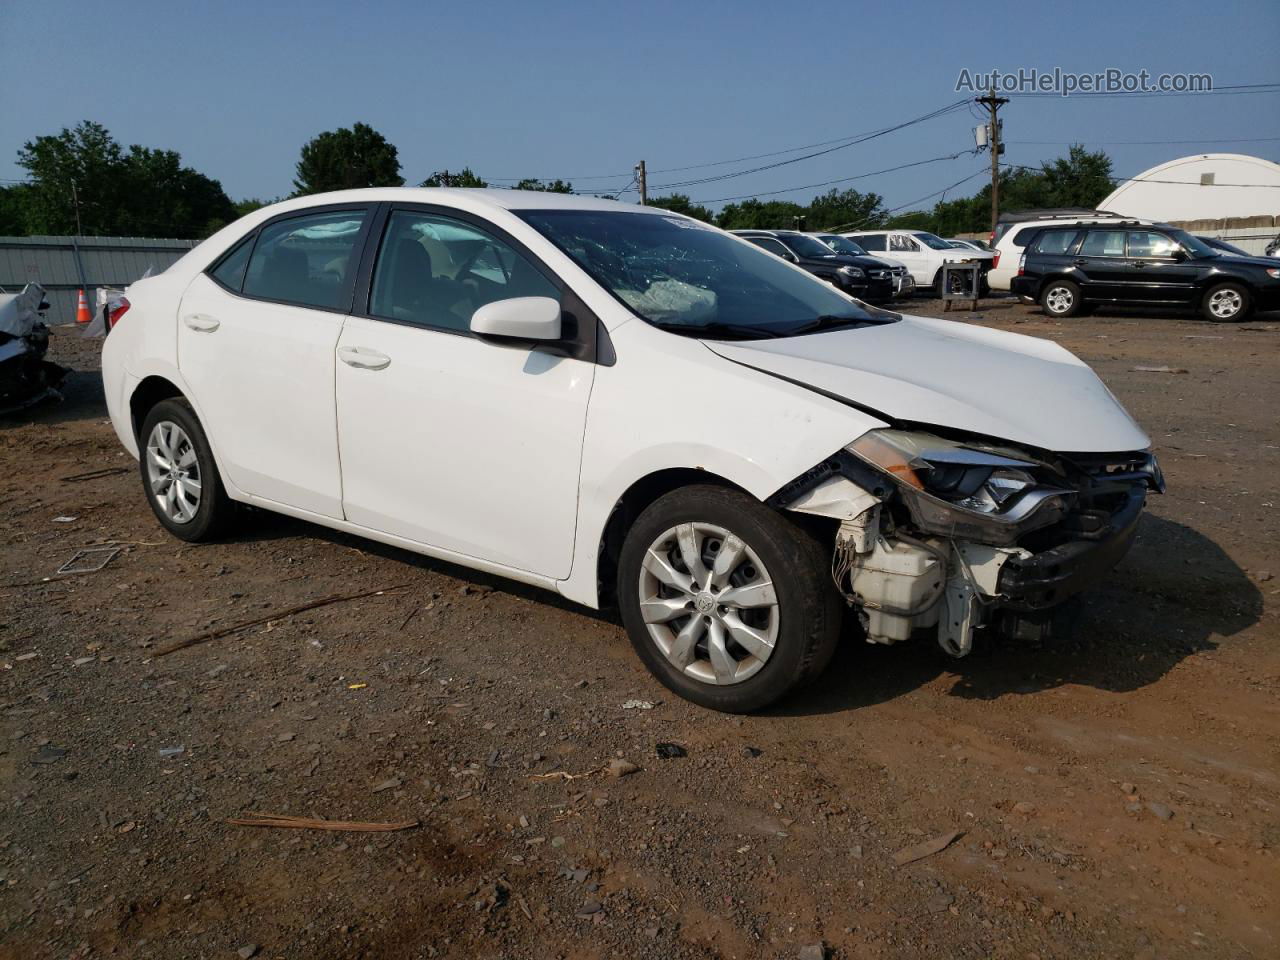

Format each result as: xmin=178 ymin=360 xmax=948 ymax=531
xmin=259 ymin=246 xmax=311 ymax=303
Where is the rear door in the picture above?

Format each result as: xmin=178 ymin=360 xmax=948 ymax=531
xmin=1027 ymin=228 xmax=1081 ymax=285
xmin=177 ymin=206 xmax=372 ymax=518
xmin=1073 ymin=229 xmax=1130 ymax=301
xmin=1125 ymin=230 xmax=1199 ymax=303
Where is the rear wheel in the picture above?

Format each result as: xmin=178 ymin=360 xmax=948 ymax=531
xmin=1201 ymin=282 xmax=1251 ymax=322
xmin=1041 ymin=279 xmax=1082 ymax=318
xmin=617 ymin=485 xmax=842 ymax=713
xmin=138 ymin=398 xmax=234 ymax=542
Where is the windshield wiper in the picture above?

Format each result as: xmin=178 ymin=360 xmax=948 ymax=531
xmin=650 ymin=320 xmax=783 ymax=340
xmin=787 ymin=314 xmax=888 ymax=335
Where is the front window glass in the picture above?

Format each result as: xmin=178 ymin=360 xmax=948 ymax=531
xmin=748 ymin=237 xmax=792 ymax=258
xmin=242 ymin=210 xmax=367 ymax=309
xmin=857 ymin=233 xmax=886 ymax=251
xmin=1127 ymin=231 xmax=1179 ymax=258
xmin=780 ymin=234 xmax=837 ymax=259
xmin=370 ymin=212 xmax=558 ymax=331
xmin=1079 ymin=230 xmax=1127 ymax=257
xmin=820 ymin=235 xmax=868 ymax=256
xmin=889 ymin=234 xmax=919 ymax=252
xmin=913 ymin=232 xmax=955 ymax=251
xmin=519 ymin=210 xmax=886 ymax=337
xmin=1165 ymin=229 xmax=1216 ymax=258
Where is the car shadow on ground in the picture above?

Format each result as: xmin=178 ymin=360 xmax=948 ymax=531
xmin=770 ymin=512 xmax=1264 ymax=717
xmin=0 ymin=370 xmax=106 ymax=431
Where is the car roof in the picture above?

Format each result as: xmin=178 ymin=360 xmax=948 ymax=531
xmin=252 ymin=187 xmax=671 ymax=217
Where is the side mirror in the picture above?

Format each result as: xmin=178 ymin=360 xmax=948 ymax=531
xmin=1169 ymin=248 xmax=1187 ymax=261
xmin=470 ymin=296 xmax=561 ymax=342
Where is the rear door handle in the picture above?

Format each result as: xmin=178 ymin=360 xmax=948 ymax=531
xmin=338 ymin=346 xmax=391 ymax=371
xmin=182 ymin=313 xmax=220 ymax=332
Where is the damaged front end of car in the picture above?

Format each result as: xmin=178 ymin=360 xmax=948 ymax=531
xmin=771 ymin=429 xmax=1163 ymax=656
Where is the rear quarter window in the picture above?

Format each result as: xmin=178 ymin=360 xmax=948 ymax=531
xmin=1010 ymin=227 xmax=1043 ymax=248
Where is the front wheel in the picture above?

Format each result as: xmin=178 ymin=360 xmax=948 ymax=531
xmin=1201 ymin=282 xmax=1251 ymax=322
xmin=1041 ymin=279 xmax=1083 ymax=318
xmin=617 ymin=485 xmax=842 ymax=713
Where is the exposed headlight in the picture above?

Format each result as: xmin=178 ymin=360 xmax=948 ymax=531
xmin=849 ymin=432 xmax=1059 ymax=522
xmin=838 ymin=265 xmax=865 ymax=279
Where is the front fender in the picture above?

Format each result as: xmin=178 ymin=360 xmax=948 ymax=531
xmin=556 ymin=320 xmax=885 ymax=607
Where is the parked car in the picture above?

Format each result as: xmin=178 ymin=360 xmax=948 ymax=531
xmin=1199 ymin=236 xmax=1253 ymax=257
xmin=988 ymin=211 xmax=1147 ymax=292
xmin=945 ymin=238 xmax=991 ymax=252
xmin=730 ymin=229 xmax=896 ymax=303
xmin=1011 ymin=223 xmax=1280 ymax=321
xmin=103 ymin=188 xmax=1162 ymax=712
xmin=842 ymin=229 xmax=993 ymax=295
xmin=810 ymin=233 xmax=915 ymax=297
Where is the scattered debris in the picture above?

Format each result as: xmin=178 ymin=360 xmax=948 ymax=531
xmin=1257 ymin=570 xmax=1273 ymax=583
xmin=921 ymin=892 xmax=955 ymax=914
xmin=348 ymin=683 xmax=367 ymax=690
xmin=743 ymin=746 xmax=764 ymax=758
xmin=1130 ymin=365 xmax=1188 ymax=374
xmin=32 ymin=744 xmax=67 ymax=764
xmin=575 ymin=899 xmax=602 ymax=918
xmin=531 ymin=766 xmax=603 ymax=782
xmin=798 ymin=943 xmax=827 ymax=960
xmin=1146 ymin=802 xmax=1174 ymax=821
xmin=516 ymin=894 xmax=532 ymax=920
xmin=893 ymin=829 xmax=963 ymax=866
xmin=1120 ymin=782 xmax=1137 ymax=795
xmin=237 ymin=945 xmax=259 ymax=960
xmin=1012 ymin=801 xmax=1037 ymax=816
xmin=56 ymin=547 xmax=120 ymax=575
xmin=622 ymin=699 xmax=655 ymax=710
xmin=226 ymin=813 xmax=419 ymax=832
xmin=371 ymin=777 xmax=402 ymax=793
xmin=154 ymin=584 xmax=412 ymax=657
xmin=655 ymin=742 xmax=687 ymax=759
xmin=60 ymin=466 xmax=131 ymax=483
xmin=52 ymin=516 xmax=77 ymax=524
xmin=158 ymin=746 xmax=185 ymax=759
xmin=606 ymin=758 xmax=640 ymax=778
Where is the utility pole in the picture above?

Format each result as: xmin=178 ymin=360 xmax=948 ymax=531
xmin=975 ymin=87 xmax=1008 ymax=233
xmin=635 ymin=160 xmax=647 ymax=205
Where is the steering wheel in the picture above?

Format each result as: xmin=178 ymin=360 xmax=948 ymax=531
xmin=454 ymin=242 xmax=511 ymax=285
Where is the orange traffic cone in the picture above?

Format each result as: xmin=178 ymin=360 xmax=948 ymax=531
xmin=75 ymin=288 xmax=92 ymax=325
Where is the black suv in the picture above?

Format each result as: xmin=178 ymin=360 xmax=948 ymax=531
xmin=731 ymin=230 xmax=897 ymax=303
xmin=1012 ymin=223 xmax=1280 ymax=322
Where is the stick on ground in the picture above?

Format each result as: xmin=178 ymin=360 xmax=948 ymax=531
xmin=155 ymin=584 xmax=412 ymax=657
xmin=227 ymin=814 xmax=419 ymax=832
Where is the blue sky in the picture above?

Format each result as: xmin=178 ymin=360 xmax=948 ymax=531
xmin=2 ymin=0 xmax=1277 ymax=212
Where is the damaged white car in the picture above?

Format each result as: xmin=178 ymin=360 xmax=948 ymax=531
xmin=101 ymin=189 xmax=1163 ymax=712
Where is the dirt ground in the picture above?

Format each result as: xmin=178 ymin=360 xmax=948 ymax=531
xmin=2 ymin=296 xmax=1278 ymax=960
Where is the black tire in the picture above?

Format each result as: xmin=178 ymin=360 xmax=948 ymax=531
xmin=1200 ymin=281 xmax=1252 ymax=322
xmin=1040 ymin=279 xmax=1083 ymax=318
xmin=617 ymin=485 xmax=842 ymax=713
xmin=137 ymin=398 xmax=235 ymax=542
xmin=930 ymin=268 xmax=944 ymax=298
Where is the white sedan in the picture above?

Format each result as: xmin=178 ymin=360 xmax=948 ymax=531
xmin=102 ymin=189 xmax=1162 ymax=712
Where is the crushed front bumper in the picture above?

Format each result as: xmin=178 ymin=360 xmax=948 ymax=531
xmin=998 ymin=485 xmax=1145 ymax=611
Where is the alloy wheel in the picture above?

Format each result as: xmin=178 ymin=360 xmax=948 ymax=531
xmin=637 ymin=522 xmax=779 ymax=685
xmin=1208 ymin=288 xmax=1243 ymax=319
xmin=1045 ymin=286 xmax=1074 ymax=314
xmin=145 ymin=420 xmax=201 ymax=523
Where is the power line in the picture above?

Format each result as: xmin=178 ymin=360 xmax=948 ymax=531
xmin=1008 ymin=135 xmax=1280 ymax=145
xmin=1005 ymin=81 xmax=1280 ymax=99
xmin=649 ymin=98 xmax=974 ymax=191
xmin=688 ymin=150 xmax=979 ymax=204
xmin=822 ymin=167 xmax=991 ymax=234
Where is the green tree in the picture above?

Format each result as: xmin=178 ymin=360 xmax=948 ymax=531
xmin=804 ymin=188 xmax=884 ymax=231
xmin=1040 ymin=144 xmax=1114 ymax=208
xmin=513 ymin=177 xmax=574 ymax=193
xmin=716 ymin=199 xmax=807 ymax=231
xmin=0 ymin=183 xmax=35 ymax=235
xmin=15 ymin=120 xmax=234 ymax=238
xmin=233 ymin=198 xmax=273 ymax=218
xmin=420 ymin=167 xmax=488 ymax=187
xmin=646 ymin=193 xmax=715 ymax=223
xmin=294 ymin=122 xmax=404 ymax=195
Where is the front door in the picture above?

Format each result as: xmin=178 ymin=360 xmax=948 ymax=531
xmin=334 ymin=208 xmax=594 ymax=578
xmin=1124 ymin=230 xmax=1201 ymax=303
xmin=887 ymin=233 xmax=930 ymax=285
xmin=177 ymin=206 xmax=371 ymax=518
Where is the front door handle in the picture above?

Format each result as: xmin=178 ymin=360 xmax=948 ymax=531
xmin=1071 ymin=258 xmax=1087 ymax=267
xmin=1131 ymin=260 xmax=1149 ymax=268
xmin=338 ymin=346 xmax=391 ymax=371
xmin=182 ymin=313 xmax=220 ymax=332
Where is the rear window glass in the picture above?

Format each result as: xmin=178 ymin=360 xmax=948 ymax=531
xmin=210 ymin=235 xmax=253 ymax=292
xmin=1032 ymin=230 xmax=1080 ymax=255
xmin=1011 ymin=227 xmax=1043 ymax=248
xmin=243 ymin=210 xmax=368 ymax=309
xmin=856 ymin=233 xmax=886 ymax=251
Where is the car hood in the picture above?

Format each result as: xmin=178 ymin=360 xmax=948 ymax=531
xmin=704 ymin=314 xmax=1149 ymax=453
